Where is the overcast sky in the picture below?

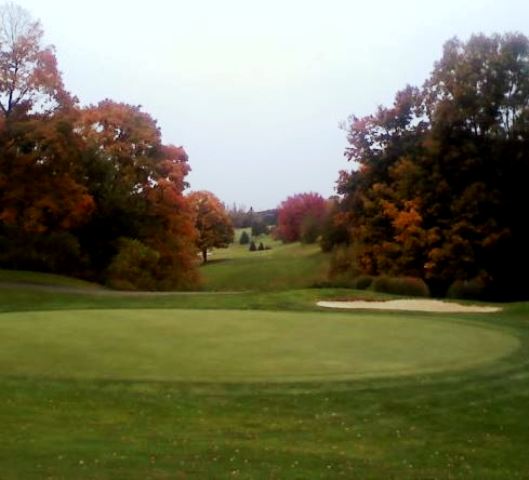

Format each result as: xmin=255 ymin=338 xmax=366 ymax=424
xmin=15 ymin=0 xmax=529 ymax=210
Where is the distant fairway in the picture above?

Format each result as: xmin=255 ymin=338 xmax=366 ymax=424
xmin=201 ymin=232 xmax=330 ymax=291
xmin=0 ymin=308 xmax=518 ymax=382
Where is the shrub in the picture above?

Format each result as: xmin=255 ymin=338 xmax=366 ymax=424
xmin=329 ymin=244 xmax=360 ymax=278
xmin=249 ymin=241 xmax=257 ymax=252
xmin=447 ymin=277 xmax=488 ymax=300
xmin=258 ymin=242 xmax=265 ymax=251
xmin=300 ymin=215 xmax=321 ymax=244
xmin=372 ymin=276 xmax=430 ymax=297
xmin=239 ymin=231 xmax=250 ymax=245
xmin=105 ymin=238 xmax=160 ymax=290
xmin=0 ymin=230 xmax=83 ymax=275
xmin=354 ymin=275 xmax=374 ymax=290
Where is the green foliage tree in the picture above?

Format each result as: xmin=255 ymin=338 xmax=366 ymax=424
xmin=239 ymin=230 xmax=250 ymax=245
xmin=251 ymin=219 xmax=268 ymax=237
xmin=249 ymin=241 xmax=257 ymax=252
xmin=105 ymin=238 xmax=160 ymax=290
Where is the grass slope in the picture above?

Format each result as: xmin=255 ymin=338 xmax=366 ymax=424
xmin=201 ymin=232 xmax=329 ymax=291
xmin=0 ymin=268 xmax=102 ymax=289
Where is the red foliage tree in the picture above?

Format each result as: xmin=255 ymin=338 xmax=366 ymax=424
xmin=276 ymin=193 xmax=326 ymax=243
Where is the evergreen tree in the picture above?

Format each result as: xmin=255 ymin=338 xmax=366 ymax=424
xmin=239 ymin=230 xmax=250 ymax=245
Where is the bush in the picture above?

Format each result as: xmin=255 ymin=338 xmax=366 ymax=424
xmin=329 ymin=244 xmax=360 ymax=278
xmin=447 ymin=277 xmax=488 ymax=300
xmin=239 ymin=231 xmax=250 ymax=245
xmin=105 ymin=238 xmax=160 ymax=290
xmin=300 ymin=215 xmax=321 ymax=244
xmin=0 ymin=230 xmax=83 ymax=275
xmin=372 ymin=276 xmax=430 ymax=297
xmin=354 ymin=275 xmax=374 ymax=290
xmin=258 ymin=242 xmax=265 ymax=251
xmin=249 ymin=241 xmax=257 ymax=252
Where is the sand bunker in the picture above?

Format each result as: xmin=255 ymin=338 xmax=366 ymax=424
xmin=317 ymin=299 xmax=501 ymax=313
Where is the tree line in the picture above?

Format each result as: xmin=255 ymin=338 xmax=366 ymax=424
xmin=0 ymin=4 xmax=234 ymax=289
xmin=322 ymin=33 xmax=529 ymax=300
xmin=3 ymin=3 xmax=528 ymax=299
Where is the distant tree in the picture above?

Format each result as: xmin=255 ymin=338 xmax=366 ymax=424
xmin=239 ymin=230 xmax=250 ymax=245
xmin=249 ymin=241 xmax=257 ymax=252
xmin=227 ymin=203 xmax=250 ymax=228
xmin=188 ymin=190 xmax=234 ymax=263
xmin=276 ymin=193 xmax=326 ymax=243
xmin=251 ymin=219 xmax=267 ymax=236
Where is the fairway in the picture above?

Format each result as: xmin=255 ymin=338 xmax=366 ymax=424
xmin=0 ymin=308 xmax=518 ymax=382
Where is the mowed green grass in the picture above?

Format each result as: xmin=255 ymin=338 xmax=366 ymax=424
xmin=201 ymin=231 xmax=330 ymax=291
xmin=2 ymin=270 xmax=529 ymax=478
xmin=0 ymin=309 xmax=518 ymax=382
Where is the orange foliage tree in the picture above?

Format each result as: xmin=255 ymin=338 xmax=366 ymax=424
xmin=0 ymin=5 xmax=92 ymax=272
xmin=334 ymin=33 xmax=529 ymax=299
xmin=77 ymin=101 xmax=199 ymax=288
xmin=187 ymin=191 xmax=234 ymax=263
xmin=0 ymin=5 xmax=199 ymax=287
xmin=0 ymin=4 xmax=71 ymax=118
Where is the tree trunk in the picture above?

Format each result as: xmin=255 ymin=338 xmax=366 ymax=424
xmin=202 ymin=248 xmax=207 ymax=263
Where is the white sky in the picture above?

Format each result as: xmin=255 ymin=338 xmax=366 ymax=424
xmin=15 ymin=0 xmax=529 ymax=210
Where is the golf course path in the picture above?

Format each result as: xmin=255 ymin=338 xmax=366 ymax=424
xmin=317 ymin=298 xmax=501 ymax=313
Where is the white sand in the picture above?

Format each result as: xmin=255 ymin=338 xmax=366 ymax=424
xmin=317 ymin=299 xmax=501 ymax=313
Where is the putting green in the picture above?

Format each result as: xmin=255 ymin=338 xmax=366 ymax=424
xmin=0 ymin=309 xmax=519 ymax=382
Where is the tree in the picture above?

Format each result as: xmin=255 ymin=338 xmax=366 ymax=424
xmin=251 ymin=218 xmax=267 ymax=236
xmin=276 ymin=193 xmax=326 ymax=243
xmin=0 ymin=5 xmax=199 ymax=289
xmin=142 ymin=145 xmax=199 ymax=289
xmin=239 ymin=230 xmax=250 ymax=245
xmin=0 ymin=5 xmax=89 ymax=274
xmin=335 ymin=33 xmax=529 ymax=299
xmin=75 ymin=100 xmax=200 ymax=288
xmin=227 ymin=203 xmax=251 ymax=228
xmin=187 ymin=190 xmax=234 ymax=263
xmin=0 ymin=3 xmax=70 ymax=119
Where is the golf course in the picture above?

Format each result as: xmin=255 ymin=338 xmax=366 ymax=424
xmin=1 ymin=237 xmax=529 ymax=479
